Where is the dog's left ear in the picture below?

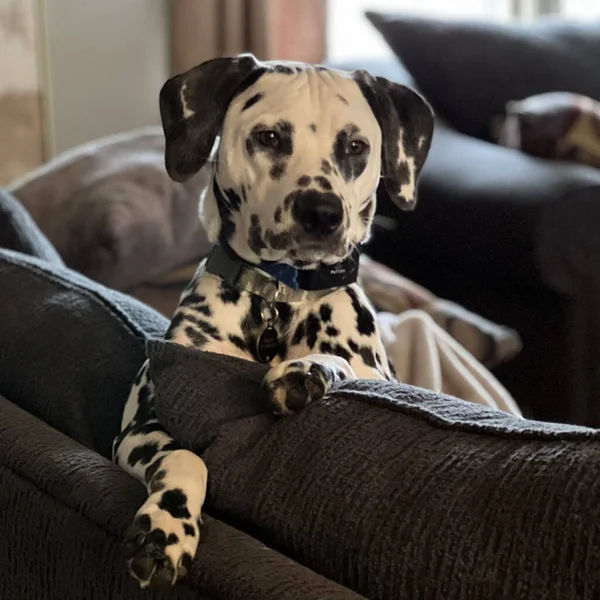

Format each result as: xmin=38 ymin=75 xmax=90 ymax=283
xmin=159 ymin=54 xmax=263 ymax=182
xmin=354 ymin=71 xmax=434 ymax=211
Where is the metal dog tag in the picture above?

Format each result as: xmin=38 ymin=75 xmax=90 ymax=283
xmin=256 ymin=324 xmax=279 ymax=363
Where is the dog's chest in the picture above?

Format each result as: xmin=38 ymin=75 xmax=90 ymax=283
xmin=166 ymin=270 xmax=386 ymax=375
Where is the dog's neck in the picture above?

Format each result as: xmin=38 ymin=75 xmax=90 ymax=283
xmin=205 ymin=243 xmax=360 ymax=304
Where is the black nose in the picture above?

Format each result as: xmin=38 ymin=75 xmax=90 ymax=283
xmin=292 ymin=191 xmax=344 ymax=236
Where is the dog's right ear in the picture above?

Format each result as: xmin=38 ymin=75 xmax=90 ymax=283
xmin=159 ymin=54 xmax=263 ymax=182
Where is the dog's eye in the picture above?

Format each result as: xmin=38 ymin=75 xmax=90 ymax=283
xmin=347 ymin=139 xmax=368 ymax=155
xmin=255 ymin=130 xmax=281 ymax=149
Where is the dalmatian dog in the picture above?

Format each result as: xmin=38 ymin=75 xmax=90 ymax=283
xmin=113 ymin=54 xmax=434 ymax=588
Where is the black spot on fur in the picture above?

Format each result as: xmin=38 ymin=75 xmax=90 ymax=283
xmin=320 ymin=341 xmax=333 ymax=354
xmin=149 ymin=471 xmax=166 ymax=494
xmin=297 ymin=175 xmax=311 ymax=187
xmin=242 ymin=92 xmax=263 ymax=111
xmin=223 ymin=188 xmax=242 ymax=212
xmin=332 ymin=343 xmax=352 ymax=363
xmin=133 ymin=514 xmax=151 ymax=533
xmin=358 ymin=346 xmax=377 ymax=368
xmin=284 ymin=191 xmax=300 ymax=211
xmin=266 ymin=229 xmax=292 ymax=250
xmin=229 ymin=334 xmax=248 ymax=352
xmin=185 ymin=325 xmax=208 ymax=346
xmin=309 ymin=123 xmax=317 ymax=132
xmin=165 ymin=311 xmax=186 ymax=340
xmin=167 ymin=533 xmax=179 ymax=545
xmin=337 ymin=94 xmax=349 ymax=105
xmin=321 ymin=159 xmax=332 ymax=174
xmin=348 ymin=338 xmax=359 ymax=353
xmin=128 ymin=442 xmax=159 ymax=467
xmin=274 ymin=65 xmax=295 ymax=74
xmin=332 ymin=124 xmax=368 ymax=182
xmin=144 ymin=456 xmax=165 ymax=483
xmin=326 ymin=325 xmax=339 ymax=337
xmin=219 ymin=283 xmax=241 ymax=304
xmin=159 ymin=489 xmax=191 ymax=519
xmin=314 ymin=176 xmax=332 ymax=191
xmin=292 ymin=321 xmax=305 ymax=345
xmin=192 ymin=318 xmax=222 ymax=340
xmin=346 ymin=288 xmax=376 ymax=336
xmin=249 ymin=214 xmax=267 ymax=253
xmin=136 ymin=422 xmax=165 ymax=436
xmin=181 ymin=291 xmax=207 ymax=307
xmin=274 ymin=206 xmax=282 ymax=223
xmin=270 ymin=163 xmax=286 ymax=179
xmin=276 ymin=302 xmax=294 ymax=327
xmin=319 ymin=304 xmax=332 ymax=322
xmin=375 ymin=352 xmax=382 ymax=366
xmin=195 ymin=304 xmax=212 ymax=317
xmin=131 ymin=386 xmax=155 ymax=425
xmin=161 ymin=441 xmax=180 ymax=453
xmin=241 ymin=184 xmax=248 ymax=202
xmin=305 ymin=313 xmax=321 ymax=349
xmin=183 ymin=523 xmax=196 ymax=537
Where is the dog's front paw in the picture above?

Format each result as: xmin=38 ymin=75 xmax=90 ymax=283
xmin=124 ymin=499 xmax=201 ymax=588
xmin=262 ymin=354 xmax=355 ymax=415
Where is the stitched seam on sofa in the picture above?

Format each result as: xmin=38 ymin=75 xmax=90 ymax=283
xmin=0 ymin=463 xmax=219 ymax=599
xmin=0 ymin=251 xmax=156 ymax=341
xmin=330 ymin=387 xmax=600 ymax=443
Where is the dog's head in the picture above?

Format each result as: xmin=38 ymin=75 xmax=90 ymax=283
xmin=160 ymin=54 xmax=434 ymax=268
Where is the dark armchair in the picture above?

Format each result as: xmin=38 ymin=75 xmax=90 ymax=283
xmin=329 ymin=56 xmax=600 ymax=426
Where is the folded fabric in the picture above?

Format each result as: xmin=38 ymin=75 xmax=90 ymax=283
xmin=377 ymin=310 xmax=521 ymax=416
xmin=149 ymin=340 xmax=600 ymax=600
xmin=494 ymin=92 xmax=600 ymax=169
xmin=8 ymin=127 xmax=212 ymax=290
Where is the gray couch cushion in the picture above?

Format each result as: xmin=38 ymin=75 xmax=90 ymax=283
xmin=0 ymin=250 xmax=169 ymax=458
xmin=148 ymin=339 xmax=600 ymax=600
xmin=0 ymin=190 xmax=64 ymax=266
xmin=366 ymin=13 xmax=600 ymax=141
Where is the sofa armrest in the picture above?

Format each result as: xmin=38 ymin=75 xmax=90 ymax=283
xmin=370 ymin=120 xmax=600 ymax=288
xmin=0 ymin=396 xmax=364 ymax=600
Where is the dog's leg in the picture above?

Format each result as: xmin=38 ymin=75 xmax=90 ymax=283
xmin=113 ymin=361 xmax=207 ymax=588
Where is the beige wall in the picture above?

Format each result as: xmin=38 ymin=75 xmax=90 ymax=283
xmin=43 ymin=0 xmax=170 ymax=155
xmin=0 ymin=0 xmax=44 ymax=185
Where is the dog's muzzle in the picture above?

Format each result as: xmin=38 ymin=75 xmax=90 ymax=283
xmin=292 ymin=191 xmax=344 ymax=238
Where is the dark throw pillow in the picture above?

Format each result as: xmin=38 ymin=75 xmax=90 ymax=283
xmin=148 ymin=339 xmax=600 ymax=600
xmin=366 ymin=12 xmax=600 ymax=141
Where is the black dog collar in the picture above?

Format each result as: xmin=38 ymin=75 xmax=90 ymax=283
xmin=205 ymin=244 xmax=360 ymax=304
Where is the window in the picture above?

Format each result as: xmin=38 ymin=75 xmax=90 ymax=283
xmin=327 ymin=0 xmax=600 ymax=61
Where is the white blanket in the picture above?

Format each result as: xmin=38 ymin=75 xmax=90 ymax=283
xmin=377 ymin=310 xmax=522 ymax=417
